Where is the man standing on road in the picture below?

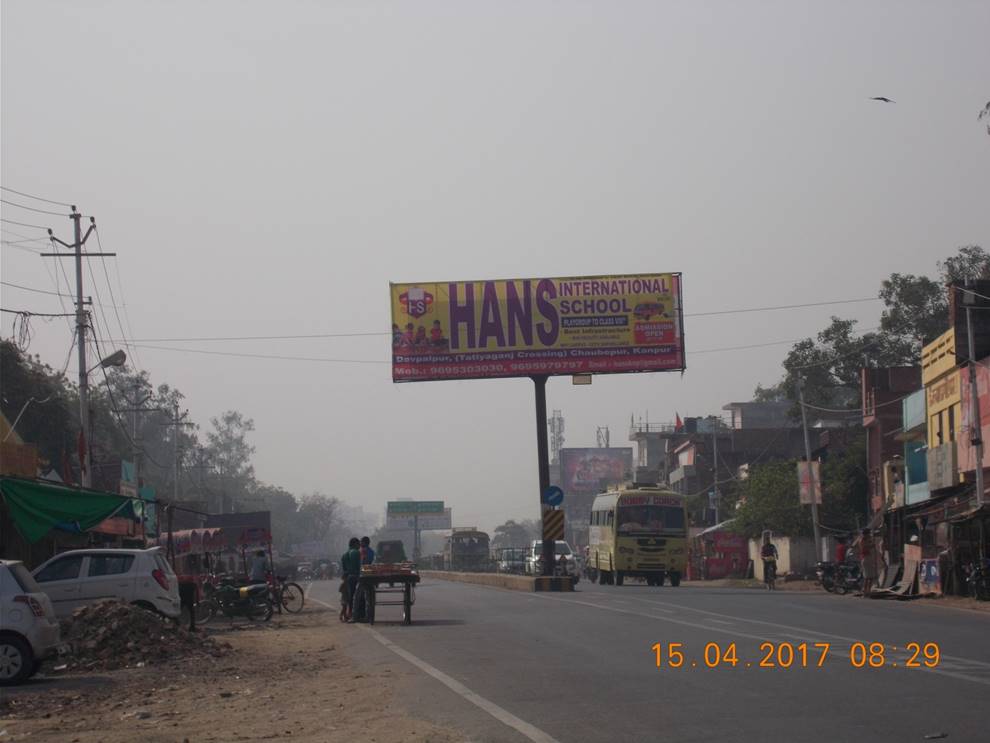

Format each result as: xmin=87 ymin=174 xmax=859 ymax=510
xmin=341 ymin=538 xmax=362 ymax=623
xmin=353 ymin=537 xmax=376 ymax=622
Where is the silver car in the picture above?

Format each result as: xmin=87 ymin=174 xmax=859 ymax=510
xmin=0 ymin=560 xmax=62 ymax=685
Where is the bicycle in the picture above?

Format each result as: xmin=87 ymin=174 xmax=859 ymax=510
xmin=763 ymin=559 xmax=777 ymax=591
xmin=268 ymin=574 xmax=305 ymax=614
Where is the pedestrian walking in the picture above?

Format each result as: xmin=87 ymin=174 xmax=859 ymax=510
xmin=353 ymin=536 xmax=376 ymax=621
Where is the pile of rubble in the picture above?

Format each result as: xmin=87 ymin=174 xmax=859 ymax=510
xmin=60 ymin=600 xmax=231 ymax=671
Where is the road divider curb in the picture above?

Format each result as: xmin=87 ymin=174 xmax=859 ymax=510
xmin=420 ymin=571 xmax=574 ymax=592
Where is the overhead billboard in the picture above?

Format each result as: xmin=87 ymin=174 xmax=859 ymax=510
xmin=386 ymin=501 xmax=445 ymax=515
xmin=386 ymin=508 xmax=452 ymax=531
xmin=560 ymin=447 xmax=633 ymax=495
xmin=390 ymin=274 xmax=683 ymax=382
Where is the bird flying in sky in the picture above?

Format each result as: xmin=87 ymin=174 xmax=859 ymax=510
xmin=869 ymin=97 xmax=895 ymax=103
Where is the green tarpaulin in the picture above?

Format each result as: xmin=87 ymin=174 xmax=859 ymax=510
xmin=0 ymin=477 xmax=130 ymax=543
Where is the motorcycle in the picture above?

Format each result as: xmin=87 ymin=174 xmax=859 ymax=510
xmin=833 ymin=561 xmax=862 ymax=595
xmin=199 ymin=578 xmax=273 ymax=623
xmin=815 ymin=561 xmax=838 ymax=593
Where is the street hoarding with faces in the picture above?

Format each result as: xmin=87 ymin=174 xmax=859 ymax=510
xmin=560 ymin=447 xmax=634 ymax=495
xmin=389 ymin=274 xmax=684 ymax=382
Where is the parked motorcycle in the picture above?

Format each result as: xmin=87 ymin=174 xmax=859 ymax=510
xmin=815 ymin=561 xmax=838 ymax=593
xmin=833 ymin=561 xmax=862 ymax=595
xmin=198 ymin=579 xmax=273 ymax=623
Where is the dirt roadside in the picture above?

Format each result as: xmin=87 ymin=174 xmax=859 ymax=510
xmin=0 ymin=606 xmax=464 ymax=743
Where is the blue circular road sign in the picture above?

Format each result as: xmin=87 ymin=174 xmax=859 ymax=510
xmin=543 ymin=486 xmax=564 ymax=507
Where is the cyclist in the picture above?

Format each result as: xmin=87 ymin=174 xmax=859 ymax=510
xmin=760 ymin=535 xmax=779 ymax=590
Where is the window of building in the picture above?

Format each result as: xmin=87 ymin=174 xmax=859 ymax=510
xmin=948 ymin=406 xmax=956 ymax=442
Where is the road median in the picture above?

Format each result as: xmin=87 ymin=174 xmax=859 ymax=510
xmin=420 ymin=570 xmax=574 ymax=592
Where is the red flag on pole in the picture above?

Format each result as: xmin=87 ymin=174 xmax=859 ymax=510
xmin=674 ymin=413 xmax=684 ymax=433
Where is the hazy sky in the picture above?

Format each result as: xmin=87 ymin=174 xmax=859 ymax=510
xmin=3 ymin=1 xmax=988 ymax=533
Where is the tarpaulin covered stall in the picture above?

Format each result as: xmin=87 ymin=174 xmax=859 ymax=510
xmin=0 ymin=476 xmax=131 ymax=543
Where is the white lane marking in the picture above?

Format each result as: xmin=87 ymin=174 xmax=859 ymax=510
xmin=706 ymin=618 xmax=734 ymax=625
xmin=306 ymin=588 xmax=562 ymax=743
xmin=535 ymin=593 xmax=990 ymax=687
xmin=580 ymin=591 xmax=990 ymax=671
xmin=364 ymin=626 xmax=562 ymax=743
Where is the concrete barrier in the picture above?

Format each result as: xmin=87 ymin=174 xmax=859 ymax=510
xmin=420 ymin=570 xmax=574 ymax=592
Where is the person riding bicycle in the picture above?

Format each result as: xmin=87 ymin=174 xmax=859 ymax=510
xmin=760 ymin=536 xmax=778 ymax=587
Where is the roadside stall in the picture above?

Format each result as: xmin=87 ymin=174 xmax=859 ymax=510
xmin=691 ymin=521 xmax=748 ymax=580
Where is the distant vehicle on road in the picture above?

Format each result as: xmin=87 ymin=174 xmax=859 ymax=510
xmin=587 ymin=486 xmax=687 ymax=587
xmin=526 ymin=540 xmax=580 ymax=583
xmin=376 ymin=540 xmax=408 ymax=564
xmin=495 ymin=547 xmax=529 ymax=574
xmin=1 ymin=560 xmax=62 ymax=685
xmin=444 ymin=528 xmax=491 ymax=572
xmin=32 ymin=547 xmax=181 ymax=619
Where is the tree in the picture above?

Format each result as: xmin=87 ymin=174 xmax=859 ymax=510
xmin=294 ymin=492 xmax=340 ymax=545
xmin=733 ymin=438 xmax=867 ymax=540
xmin=756 ymin=245 xmax=988 ymax=407
xmin=0 ymin=340 xmax=76 ymax=474
xmin=204 ymin=410 xmax=256 ymax=510
xmin=492 ymin=519 xmax=539 ymax=549
xmin=733 ymin=461 xmax=811 ymax=539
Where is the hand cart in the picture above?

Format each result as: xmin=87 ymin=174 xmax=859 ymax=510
xmin=357 ymin=564 xmax=421 ymax=625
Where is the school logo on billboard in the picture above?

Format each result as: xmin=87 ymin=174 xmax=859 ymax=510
xmin=399 ymin=287 xmax=434 ymax=318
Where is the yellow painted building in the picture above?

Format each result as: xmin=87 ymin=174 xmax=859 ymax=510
xmin=921 ymin=329 xmax=962 ymax=450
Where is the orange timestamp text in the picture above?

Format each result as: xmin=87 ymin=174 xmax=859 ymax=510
xmin=651 ymin=641 xmax=941 ymax=669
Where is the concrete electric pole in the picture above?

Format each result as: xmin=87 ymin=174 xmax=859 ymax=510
xmin=796 ymin=376 xmax=824 ymax=561
xmin=42 ymin=209 xmax=113 ymax=488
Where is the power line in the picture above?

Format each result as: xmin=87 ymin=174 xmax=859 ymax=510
xmin=0 ymin=198 xmax=69 ymax=217
xmin=0 ymin=217 xmax=50 ymax=230
xmin=0 ymin=280 xmax=123 ymax=308
xmin=1 ymin=308 xmax=75 ymax=317
xmin=130 ymin=343 xmax=391 ymax=365
xmin=1 ymin=280 xmax=66 ymax=297
xmin=0 ymin=185 xmax=73 ymax=208
xmin=685 ymin=297 xmax=879 ymax=318
xmin=93 ymin=226 xmax=142 ymax=374
xmin=116 ymin=330 xmax=388 ymax=343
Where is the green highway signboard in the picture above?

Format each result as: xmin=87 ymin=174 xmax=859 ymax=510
xmin=386 ymin=500 xmax=445 ymax=514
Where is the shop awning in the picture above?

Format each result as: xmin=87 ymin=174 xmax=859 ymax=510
xmin=0 ymin=476 xmax=131 ymax=543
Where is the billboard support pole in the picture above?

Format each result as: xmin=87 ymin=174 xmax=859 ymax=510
xmin=533 ymin=375 xmax=554 ymax=576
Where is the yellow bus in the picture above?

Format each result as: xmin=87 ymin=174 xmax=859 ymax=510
xmin=587 ymin=486 xmax=688 ymax=586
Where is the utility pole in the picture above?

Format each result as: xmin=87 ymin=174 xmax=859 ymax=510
xmin=163 ymin=403 xmax=194 ymax=505
xmin=963 ymin=281 xmax=985 ymax=509
xmin=121 ymin=380 xmax=157 ymax=490
xmin=796 ymin=376 xmax=824 ymax=561
xmin=42 ymin=209 xmax=114 ymax=488
xmin=711 ymin=417 xmax=720 ymax=525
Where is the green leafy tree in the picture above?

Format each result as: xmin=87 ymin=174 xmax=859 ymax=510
xmin=733 ymin=461 xmax=810 ymax=538
xmin=0 ymin=340 xmax=75 ymax=472
xmin=756 ymin=245 xmax=987 ymax=407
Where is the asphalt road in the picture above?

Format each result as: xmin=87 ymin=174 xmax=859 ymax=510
xmin=308 ymin=578 xmax=989 ymax=743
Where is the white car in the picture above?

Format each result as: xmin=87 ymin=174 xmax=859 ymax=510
xmin=1 ymin=559 xmax=62 ymax=685
xmin=526 ymin=540 xmax=580 ymax=583
xmin=32 ymin=547 xmax=181 ymax=620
